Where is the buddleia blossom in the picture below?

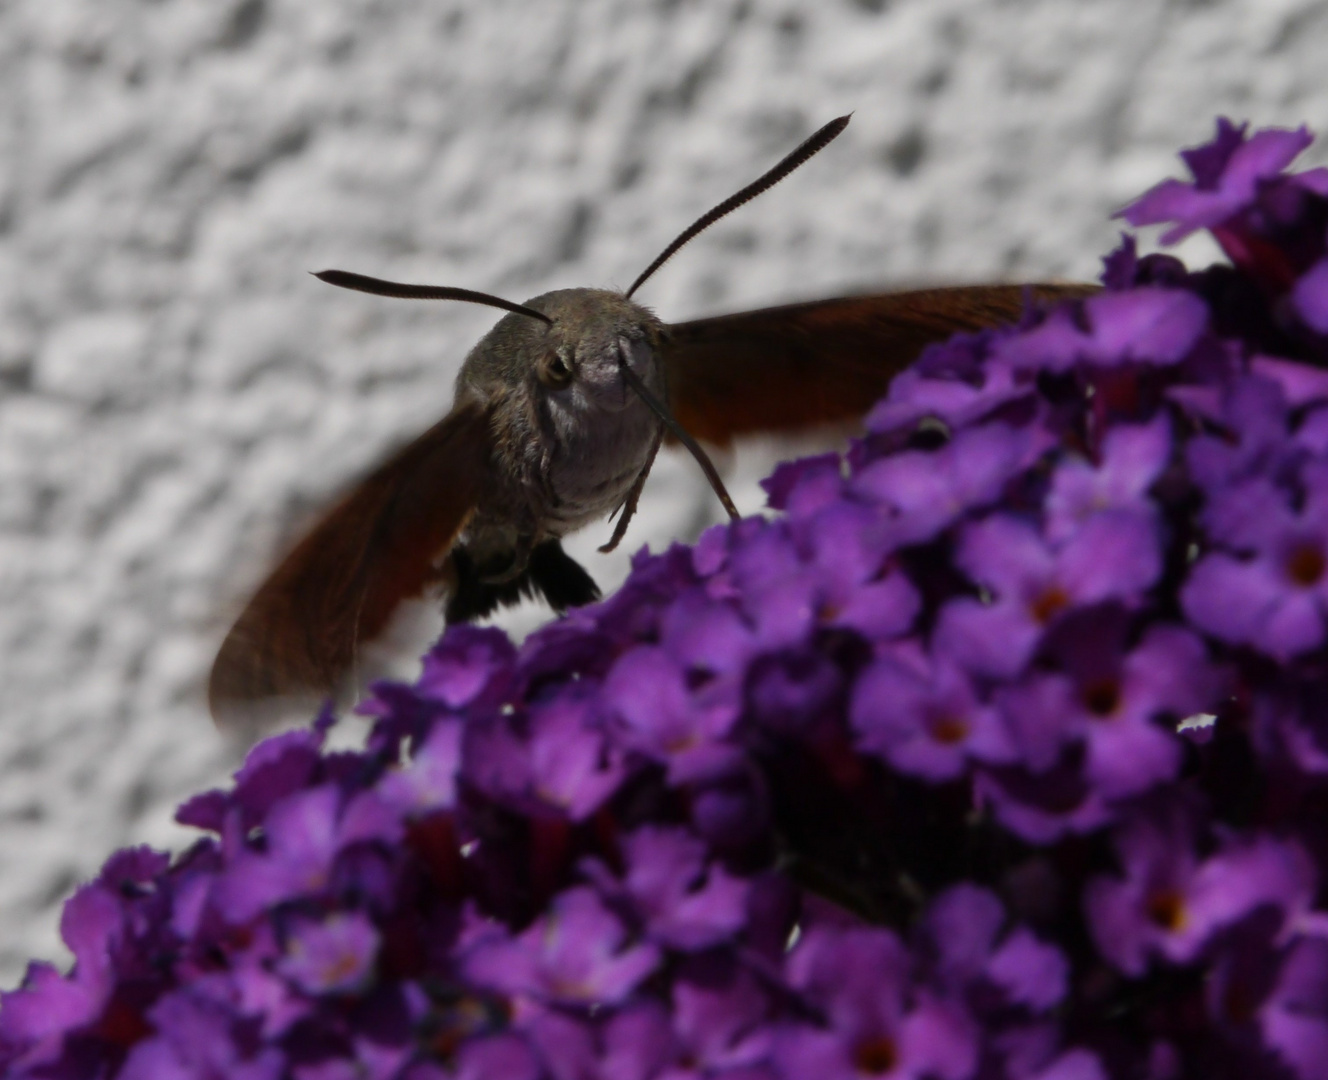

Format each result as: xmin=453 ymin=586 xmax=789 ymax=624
xmin=12 ymin=119 xmax=1328 ymax=1079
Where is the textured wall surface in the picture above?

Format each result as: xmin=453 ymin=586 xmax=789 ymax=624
xmin=3 ymin=0 xmax=1327 ymax=983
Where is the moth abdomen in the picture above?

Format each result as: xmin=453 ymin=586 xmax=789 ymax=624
xmin=444 ymin=539 xmax=601 ymax=624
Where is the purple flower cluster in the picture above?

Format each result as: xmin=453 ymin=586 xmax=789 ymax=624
xmin=9 ymin=119 xmax=1328 ymax=1079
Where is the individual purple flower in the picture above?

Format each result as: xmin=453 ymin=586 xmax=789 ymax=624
xmin=792 ymin=501 xmax=922 ymax=641
xmin=919 ymin=885 xmax=1067 ymax=1013
xmin=976 ymin=754 xmax=1113 ymax=844
xmin=602 ymin=645 xmax=741 ymax=783
xmin=1084 ymin=807 xmax=1315 ymax=977
xmin=1252 ymin=354 xmax=1328 ymax=411
xmin=1292 ymin=257 xmax=1328 ymax=335
xmin=660 ymin=589 xmax=757 ymax=679
xmin=1043 ymin=416 xmax=1172 ymax=542
xmin=462 ymin=886 xmax=660 ymax=1007
xmin=514 ymin=1006 xmax=598 ymax=1080
xmin=776 ymin=923 xmax=977 ymax=1080
xmin=995 ymin=618 xmax=1214 ymax=799
xmin=375 ymin=717 xmax=463 ymax=817
xmin=851 ymin=421 xmax=1046 ymax=548
xmin=118 ymin=989 xmax=285 ymax=1080
xmin=1194 ymin=921 xmax=1307 ymax=1075
xmin=850 ymin=644 xmax=1013 ymax=780
xmin=992 ymin=288 xmax=1207 ymax=373
xmin=1121 ymin=119 xmax=1319 ymax=243
xmin=763 ymin=453 xmax=846 ymax=520
xmin=985 ymin=928 xmax=1069 ymax=1014
xmin=183 ymin=728 xmax=328 ymax=835
xmin=1127 ymin=119 xmax=1328 ymax=298
xmin=1258 ymin=935 xmax=1328 ymax=1080
xmin=920 ymin=884 xmax=1005 ymax=989
xmin=688 ymin=760 xmax=772 ymax=851
xmin=668 ymin=956 xmax=775 ymax=1073
xmin=598 ymin=1002 xmax=677 ymax=1080
xmin=226 ymin=949 xmax=312 ymax=1040
xmin=745 ymin=647 xmax=846 ymax=736
xmin=0 ymin=881 xmax=125 ymax=1071
xmin=277 ymin=912 xmax=380 ymax=995
xmin=417 ymin=625 xmax=517 ymax=710
xmin=450 ymin=1033 xmax=542 ymax=1080
xmin=211 ymin=783 xmax=398 ymax=924
xmin=615 ymin=826 xmax=750 ymax=950
xmin=723 ymin=522 xmax=817 ymax=651
xmin=1065 ymin=622 xmax=1215 ymax=797
xmin=589 ymin=544 xmax=702 ymax=647
xmin=1024 ymin=1049 xmax=1109 ymax=1080
xmin=458 ymin=708 xmax=536 ymax=805
xmin=1180 ymin=371 xmax=1297 ymax=495
xmin=865 ymin=332 xmax=1028 ymax=436
xmin=577 ymin=957 xmax=776 ymax=1080
xmin=1184 ymin=459 xmax=1328 ymax=660
xmin=723 ymin=511 xmax=909 ymax=650
xmin=525 ymin=690 xmax=630 ymax=820
xmin=934 ymin=511 xmax=1161 ymax=678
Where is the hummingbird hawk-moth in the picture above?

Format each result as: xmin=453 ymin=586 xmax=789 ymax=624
xmin=209 ymin=115 xmax=1094 ymax=728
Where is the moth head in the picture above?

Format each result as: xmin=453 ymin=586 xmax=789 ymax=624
xmin=463 ymin=287 xmax=664 ymax=414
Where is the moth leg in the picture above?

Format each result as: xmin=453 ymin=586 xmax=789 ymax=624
xmin=599 ymin=432 xmax=662 ymax=554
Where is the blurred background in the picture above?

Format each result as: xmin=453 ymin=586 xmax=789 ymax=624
xmin=1 ymin=0 xmax=1325 ymax=983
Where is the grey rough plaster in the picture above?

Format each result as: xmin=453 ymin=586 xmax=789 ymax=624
xmin=2 ymin=0 xmax=1326 ymax=984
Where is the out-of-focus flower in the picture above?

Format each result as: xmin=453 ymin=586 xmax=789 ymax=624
xmin=461 ymin=886 xmax=660 ymax=1006
xmin=1084 ymin=805 xmax=1314 ymax=976
xmin=278 ymin=911 xmax=380 ymax=995
xmin=775 ymin=923 xmax=977 ymax=1080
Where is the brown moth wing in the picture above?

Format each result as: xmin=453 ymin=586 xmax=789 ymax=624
xmin=209 ymin=401 xmax=493 ymax=726
xmin=662 ymin=283 xmax=1099 ymax=444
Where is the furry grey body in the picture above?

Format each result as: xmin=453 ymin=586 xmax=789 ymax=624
xmin=451 ymin=288 xmax=669 ymax=581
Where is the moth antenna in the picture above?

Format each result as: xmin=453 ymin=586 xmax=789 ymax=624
xmin=625 ymin=114 xmax=851 ymax=299
xmin=313 ymin=269 xmax=554 ymax=325
xmin=617 ymin=357 xmax=740 ymax=522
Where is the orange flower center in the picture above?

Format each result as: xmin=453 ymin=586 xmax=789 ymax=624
xmin=1146 ymin=889 xmax=1187 ymax=932
xmin=1286 ymin=543 xmax=1327 ymax=587
xmin=1082 ymin=678 xmax=1121 ymax=718
xmin=854 ymin=1036 xmax=899 ymax=1075
xmin=1030 ymin=585 xmax=1071 ymax=624
xmin=929 ymin=714 xmax=971 ymax=744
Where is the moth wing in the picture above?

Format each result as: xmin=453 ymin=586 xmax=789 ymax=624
xmin=661 ymin=283 xmax=1097 ymax=444
xmin=209 ymin=401 xmax=493 ymax=729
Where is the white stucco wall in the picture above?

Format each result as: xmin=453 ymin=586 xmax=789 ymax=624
xmin=2 ymin=0 xmax=1325 ymax=983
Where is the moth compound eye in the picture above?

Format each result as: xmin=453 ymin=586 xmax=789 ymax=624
xmin=539 ymin=349 xmax=574 ymax=388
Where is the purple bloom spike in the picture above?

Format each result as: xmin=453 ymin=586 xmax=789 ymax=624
xmin=15 ymin=118 xmax=1328 ymax=1080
